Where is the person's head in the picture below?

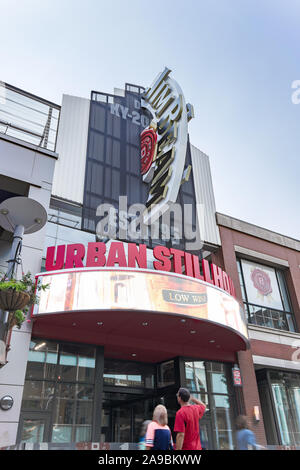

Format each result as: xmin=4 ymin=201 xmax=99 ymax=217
xmin=176 ymin=387 xmax=190 ymax=406
xmin=236 ymin=415 xmax=249 ymax=430
xmin=153 ymin=405 xmax=168 ymax=426
xmin=140 ymin=420 xmax=151 ymax=437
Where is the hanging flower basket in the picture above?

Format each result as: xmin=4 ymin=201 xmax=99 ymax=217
xmin=0 ymin=273 xmax=49 ymax=331
xmin=7 ymin=310 xmax=26 ymax=330
xmin=0 ymin=288 xmax=30 ymax=311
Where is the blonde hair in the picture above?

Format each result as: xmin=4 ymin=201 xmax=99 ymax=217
xmin=152 ymin=405 xmax=168 ymax=426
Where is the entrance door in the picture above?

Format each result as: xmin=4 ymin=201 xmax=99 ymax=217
xmin=110 ymin=394 xmax=155 ymax=443
xmin=18 ymin=412 xmax=51 ymax=444
xmin=112 ymin=402 xmax=132 ymax=442
xmin=160 ymin=391 xmax=214 ymax=450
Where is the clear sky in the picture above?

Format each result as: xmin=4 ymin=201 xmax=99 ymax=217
xmin=1 ymin=0 xmax=300 ymax=239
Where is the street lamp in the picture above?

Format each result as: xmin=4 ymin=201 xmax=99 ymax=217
xmin=0 ymin=196 xmax=47 ymax=366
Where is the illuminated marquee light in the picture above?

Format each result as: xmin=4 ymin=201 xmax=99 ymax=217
xmin=141 ymin=67 xmax=194 ymax=222
xmin=45 ymin=241 xmax=236 ymax=298
xmin=33 ymin=269 xmax=248 ymax=343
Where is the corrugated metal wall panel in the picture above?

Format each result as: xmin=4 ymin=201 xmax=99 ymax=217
xmin=190 ymin=144 xmax=221 ymax=246
xmin=52 ymin=94 xmax=90 ymax=204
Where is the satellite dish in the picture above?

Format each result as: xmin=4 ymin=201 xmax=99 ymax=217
xmin=0 ymin=197 xmax=47 ymax=234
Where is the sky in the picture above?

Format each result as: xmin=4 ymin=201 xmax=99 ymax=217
xmin=1 ymin=0 xmax=300 ymax=239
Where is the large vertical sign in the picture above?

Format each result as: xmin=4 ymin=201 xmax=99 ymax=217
xmin=82 ymin=69 xmax=197 ymax=251
xmin=141 ymin=67 xmax=194 ymax=222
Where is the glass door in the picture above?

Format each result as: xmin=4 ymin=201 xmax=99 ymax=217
xmin=18 ymin=412 xmax=51 ymax=444
xmin=110 ymin=394 xmax=155 ymax=443
xmin=112 ymin=402 xmax=132 ymax=442
xmin=199 ymin=411 xmax=214 ymax=450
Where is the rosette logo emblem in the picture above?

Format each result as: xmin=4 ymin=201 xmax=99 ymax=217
xmin=140 ymin=122 xmax=157 ymax=176
xmin=250 ymin=268 xmax=272 ymax=296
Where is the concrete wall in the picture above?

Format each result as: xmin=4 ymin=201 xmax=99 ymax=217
xmin=190 ymin=145 xmax=221 ymax=247
xmin=52 ymin=94 xmax=90 ymax=204
xmin=0 ymin=135 xmax=57 ymax=446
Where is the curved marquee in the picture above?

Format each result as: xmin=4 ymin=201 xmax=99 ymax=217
xmin=34 ymin=267 xmax=248 ymax=344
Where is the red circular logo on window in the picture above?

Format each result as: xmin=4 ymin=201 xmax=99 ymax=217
xmin=250 ymin=268 xmax=272 ymax=296
xmin=140 ymin=127 xmax=157 ymax=175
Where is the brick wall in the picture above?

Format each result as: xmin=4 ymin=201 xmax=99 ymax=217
xmin=237 ymin=349 xmax=267 ymax=445
xmin=218 ymin=226 xmax=267 ymax=445
xmin=251 ymin=339 xmax=295 ymax=361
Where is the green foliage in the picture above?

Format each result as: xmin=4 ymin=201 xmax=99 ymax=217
xmin=0 ymin=280 xmax=26 ymax=291
xmin=0 ymin=272 xmax=50 ymax=329
xmin=14 ymin=310 xmax=26 ymax=329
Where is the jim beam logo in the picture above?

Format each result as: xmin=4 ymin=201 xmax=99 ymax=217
xmin=141 ymin=67 xmax=194 ymax=223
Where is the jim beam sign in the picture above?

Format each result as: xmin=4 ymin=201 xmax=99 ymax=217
xmin=141 ymin=67 xmax=194 ymax=223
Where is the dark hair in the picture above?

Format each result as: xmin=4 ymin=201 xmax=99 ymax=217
xmin=236 ymin=415 xmax=249 ymax=430
xmin=177 ymin=387 xmax=190 ymax=403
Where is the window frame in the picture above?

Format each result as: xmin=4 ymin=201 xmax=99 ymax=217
xmin=236 ymin=258 xmax=297 ymax=332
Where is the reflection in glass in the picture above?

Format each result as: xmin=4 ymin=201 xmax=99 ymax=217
xmin=21 ymin=420 xmax=45 ymax=443
xmin=104 ymin=359 xmax=154 ymax=389
xmin=270 ymin=371 xmax=300 ymax=445
xmin=185 ymin=361 xmax=207 ymax=395
xmin=58 ymin=344 xmax=96 ymax=383
xmin=211 ymin=395 xmax=234 ymax=450
xmin=52 ymin=384 xmax=93 ymax=442
xmin=276 ymin=271 xmax=291 ymax=313
xmin=184 ymin=361 xmax=235 ymax=449
xmin=22 ymin=381 xmax=55 ymax=411
xmin=113 ymin=405 xmax=131 ymax=443
xmin=22 ymin=339 xmax=96 ymax=444
xmin=157 ymin=360 xmax=175 ymax=388
xmin=75 ymin=426 xmax=92 ymax=442
xmin=26 ymin=341 xmax=58 ymax=380
xmin=52 ymin=425 xmax=72 ymax=443
xmin=272 ymin=384 xmax=292 ymax=445
xmin=207 ymin=362 xmax=229 ymax=395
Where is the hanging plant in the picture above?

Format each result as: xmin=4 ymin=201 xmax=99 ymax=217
xmin=0 ymin=272 xmax=49 ymax=329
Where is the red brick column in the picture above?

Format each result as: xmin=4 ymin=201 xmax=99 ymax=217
xmin=285 ymin=252 xmax=300 ymax=331
xmin=237 ymin=349 xmax=267 ymax=446
xmin=219 ymin=227 xmax=267 ymax=446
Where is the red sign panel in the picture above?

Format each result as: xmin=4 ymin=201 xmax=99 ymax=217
xmin=140 ymin=127 xmax=157 ymax=175
xmin=232 ymin=367 xmax=242 ymax=386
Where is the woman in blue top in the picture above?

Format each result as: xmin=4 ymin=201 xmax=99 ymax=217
xmin=236 ymin=415 xmax=257 ymax=450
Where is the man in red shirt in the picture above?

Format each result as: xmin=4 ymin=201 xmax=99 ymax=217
xmin=174 ymin=387 xmax=206 ymax=450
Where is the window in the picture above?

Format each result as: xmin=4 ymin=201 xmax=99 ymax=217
xmin=185 ymin=361 xmax=207 ymax=395
xmin=51 ymin=383 xmax=94 ymax=443
xmin=269 ymin=371 xmax=300 ymax=446
xmin=103 ymin=359 xmax=155 ymax=389
xmin=237 ymin=259 xmax=295 ymax=332
xmin=43 ymin=199 xmax=96 ymax=262
xmin=184 ymin=361 xmax=236 ymax=450
xmin=258 ymin=370 xmax=300 ymax=446
xmin=157 ymin=360 xmax=175 ymax=388
xmin=21 ymin=340 xmax=96 ymax=443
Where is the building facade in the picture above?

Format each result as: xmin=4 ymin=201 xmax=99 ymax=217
xmin=0 ymin=71 xmax=299 ymax=450
xmin=216 ymin=213 xmax=300 ymax=447
xmin=0 ymin=81 xmax=60 ymax=445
